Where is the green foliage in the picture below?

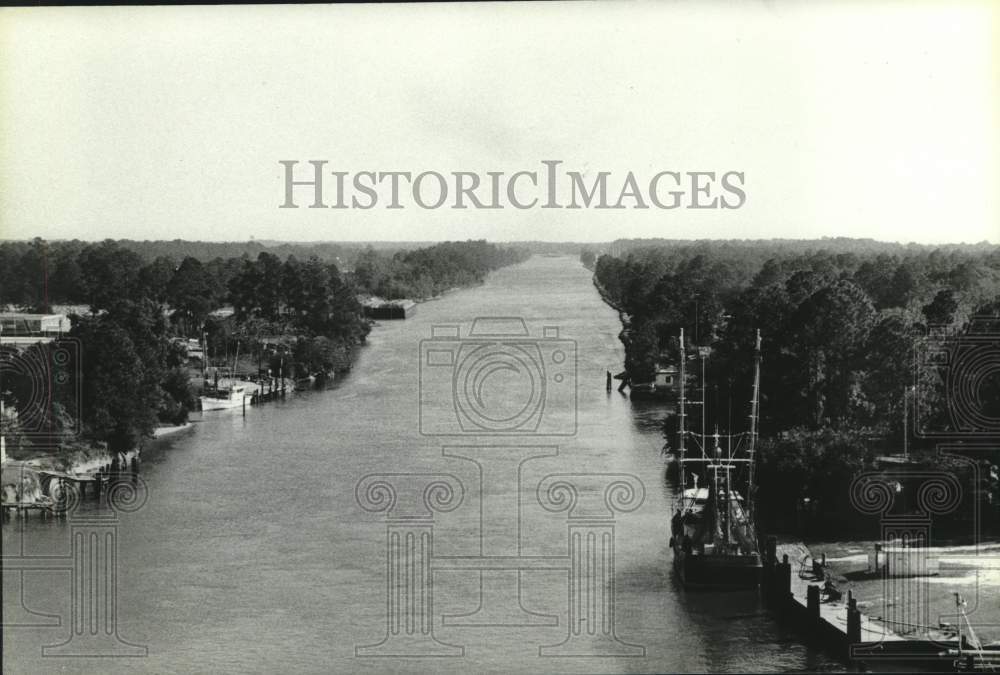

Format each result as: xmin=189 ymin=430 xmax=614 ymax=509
xmin=349 ymin=240 xmax=530 ymax=300
xmin=168 ymin=257 xmax=218 ymax=334
xmin=79 ymin=240 xmax=146 ymax=311
xmin=292 ymin=335 xmax=352 ymax=376
xmin=595 ymin=240 xmax=1000 ymax=439
xmin=756 ymin=427 xmax=871 ymax=526
xmin=69 ymin=312 xmax=161 ymax=454
xmin=0 ymin=238 xmax=527 ymax=456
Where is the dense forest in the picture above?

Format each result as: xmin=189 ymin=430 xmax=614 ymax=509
xmin=351 ymin=240 xmax=529 ymax=299
xmin=593 ymin=239 xmax=1000 ymax=533
xmin=0 ymin=238 xmax=527 ymax=459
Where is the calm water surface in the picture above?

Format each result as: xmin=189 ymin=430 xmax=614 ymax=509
xmin=2 ymin=256 xmax=843 ymax=673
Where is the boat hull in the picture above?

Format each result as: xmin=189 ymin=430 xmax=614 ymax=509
xmin=672 ymin=547 xmax=763 ymax=588
xmin=199 ymin=395 xmax=245 ymax=411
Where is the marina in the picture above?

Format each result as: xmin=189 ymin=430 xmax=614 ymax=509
xmin=3 ymin=254 xmax=997 ymax=673
xmin=2 ymin=255 xmax=844 ymax=673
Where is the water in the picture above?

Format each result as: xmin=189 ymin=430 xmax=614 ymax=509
xmin=2 ymin=255 xmax=842 ymax=673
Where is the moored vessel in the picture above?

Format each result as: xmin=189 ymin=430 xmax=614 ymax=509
xmin=670 ymin=328 xmax=763 ymax=588
xmin=199 ymin=383 xmax=247 ymax=411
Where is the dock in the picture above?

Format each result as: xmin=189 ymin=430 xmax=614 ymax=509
xmin=2 ymin=454 xmax=141 ymax=521
xmin=247 ymin=377 xmax=288 ymax=405
xmin=765 ymin=539 xmax=967 ymax=670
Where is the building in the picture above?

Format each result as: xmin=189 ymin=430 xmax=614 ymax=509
xmin=170 ymin=337 xmax=205 ymax=362
xmin=0 ymin=313 xmax=70 ymax=345
xmin=653 ymin=366 xmax=679 ymax=390
xmin=362 ymin=299 xmax=417 ymax=320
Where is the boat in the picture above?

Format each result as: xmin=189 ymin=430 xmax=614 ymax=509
xmin=199 ymin=383 xmax=247 ymax=411
xmin=670 ymin=328 xmax=763 ymax=588
xmin=199 ymin=340 xmax=250 ymax=411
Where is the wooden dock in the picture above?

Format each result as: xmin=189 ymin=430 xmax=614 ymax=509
xmin=248 ymin=376 xmax=287 ymax=405
xmin=2 ymin=454 xmax=141 ymax=521
xmin=765 ymin=539 xmax=966 ymax=671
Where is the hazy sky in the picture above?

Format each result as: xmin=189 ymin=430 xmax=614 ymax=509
xmin=1 ymin=2 xmax=997 ymax=244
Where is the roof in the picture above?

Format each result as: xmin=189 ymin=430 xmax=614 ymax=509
xmin=0 ymin=313 xmax=67 ymax=320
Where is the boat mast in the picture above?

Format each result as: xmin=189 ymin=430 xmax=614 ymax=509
xmin=747 ymin=329 xmax=762 ymax=524
xmin=232 ymin=340 xmax=241 ymax=384
xmin=678 ymin=328 xmax=686 ymax=492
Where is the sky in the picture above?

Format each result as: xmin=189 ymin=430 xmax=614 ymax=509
xmin=0 ymin=2 xmax=997 ymax=244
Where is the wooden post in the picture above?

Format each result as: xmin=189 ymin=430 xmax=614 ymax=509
xmin=780 ymin=554 xmax=792 ymax=602
xmin=847 ymin=590 xmax=861 ymax=646
xmin=807 ymin=584 xmax=821 ymax=623
xmin=606 ymin=370 xmax=612 ymax=392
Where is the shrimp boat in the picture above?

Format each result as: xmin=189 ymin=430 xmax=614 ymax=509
xmin=199 ymin=340 xmax=249 ymax=412
xmin=199 ymin=382 xmax=247 ymax=411
xmin=670 ymin=328 xmax=763 ymax=588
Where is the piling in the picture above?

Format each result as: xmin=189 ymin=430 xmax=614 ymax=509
xmin=807 ymin=585 xmax=821 ymax=623
xmin=779 ymin=554 xmax=792 ymax=599
xmin=847 ymin=590 xmax=861 ymax=646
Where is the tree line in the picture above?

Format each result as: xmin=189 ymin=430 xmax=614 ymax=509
xmin=0 ymin=238 xmax=528 ymax=459
xmin=594 ymin=240 xmax=1000 ymax=532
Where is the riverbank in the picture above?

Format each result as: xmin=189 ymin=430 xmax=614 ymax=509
xmin=153 ymin=422 xmax=194 ymax=438
xmin=3 ymin=255 xmax=844 ymax=673
xmin=2 ymin=444 xmax=140 ymax=476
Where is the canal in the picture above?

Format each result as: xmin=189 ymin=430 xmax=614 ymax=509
xmin=2 ymin=255 xmax=844 ymax=673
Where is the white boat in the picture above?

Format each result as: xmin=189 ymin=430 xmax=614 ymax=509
xmin=199 ymin=384 xmax=247 ymax=411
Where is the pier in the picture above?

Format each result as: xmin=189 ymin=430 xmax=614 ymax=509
xmin=764 ymin=539 xmax=967 ymax=671
xmin=247 ymin=376 xmax=288 ymax=405
xmin=2 ymin=453 xmax=141 ymax=521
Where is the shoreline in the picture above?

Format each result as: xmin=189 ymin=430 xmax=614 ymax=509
xmin=152 ymin=422 xmax=194 ymax=438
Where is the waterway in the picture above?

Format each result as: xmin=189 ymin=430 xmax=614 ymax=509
xmin=2 ymin=255 xmax=844 ymax=673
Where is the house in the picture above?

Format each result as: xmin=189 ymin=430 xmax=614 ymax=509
xmin=653 ymin=366 xmax=679 ymax=390
xmin=0 ymin=313 xmax=70 ymax=345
